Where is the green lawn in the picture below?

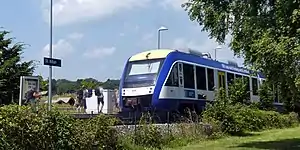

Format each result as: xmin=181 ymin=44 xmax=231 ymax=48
xmin=167 ymin=126 xmax=300 ymax=150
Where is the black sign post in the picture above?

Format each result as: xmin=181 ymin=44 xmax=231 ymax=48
xmin=44 ymin=57 xmax=62 ymax=67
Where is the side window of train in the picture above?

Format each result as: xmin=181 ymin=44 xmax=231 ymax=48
xmin=235 ymin=74 xmax=242 ymax=79
xmin=165 ymin=63 xmax=179 ymax=87
xmin=242 ymin=76 xmax=251 ymax=99
xmin=252 ymin=78 xmax=258 ymax=95
xmin=183 ymin=63 xmax=195 ymax=89
xmin=207 ymin=68 xmax=215 ymax=91
xmin=227 ymin=72 xmax=235 ymax=86
xmin=196 ymin=66 xmax=206 ymax=90
xmin=243 ymin=76 xmax=250 ymax=91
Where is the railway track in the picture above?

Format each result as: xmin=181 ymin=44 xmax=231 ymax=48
xmin=70 ymin=113 xmax=154 ymax=125
xmin=70 ymin=111 xmax=200 ymax=126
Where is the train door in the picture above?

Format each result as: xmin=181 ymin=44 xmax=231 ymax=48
xmin=218 ymin=71 xmax=226 ymax=89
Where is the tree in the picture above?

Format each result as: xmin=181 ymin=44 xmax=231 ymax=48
xmin=258 ymin=80 xmax=275 ymax=110
xmin=101 ymin=79 xmax=119 ymax=89
xmin=0 ymin=30 xmax=35 ymax=104
xmin=183 ymin=0 xmax=300 ymax=111
xmin=38 ymin=75 xmax=48 ymax=91
xmin=80 ymin=78 xmax=99 ymax=89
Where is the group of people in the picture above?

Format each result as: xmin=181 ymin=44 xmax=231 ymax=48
xmin=75 ymin=86 xmax=119 ymax=113
xmin=24 ymin=86 xmax=120 ymax=114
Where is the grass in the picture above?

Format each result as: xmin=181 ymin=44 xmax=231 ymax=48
xmin=167 ymin=126 xmax=300 ymax=150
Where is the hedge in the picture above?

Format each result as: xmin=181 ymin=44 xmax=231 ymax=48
xmin=202 ymin=87 xmax=299 ymax=135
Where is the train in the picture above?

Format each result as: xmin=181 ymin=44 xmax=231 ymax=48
xmin=118 ymin=49 xmax=283 ymax=121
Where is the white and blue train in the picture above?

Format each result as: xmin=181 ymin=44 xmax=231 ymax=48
xmin=119 ymin=49 xmax=283 ymax=115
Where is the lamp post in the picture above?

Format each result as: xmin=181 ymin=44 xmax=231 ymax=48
xmin=214 ymin=46 xmax=222 ymax=61
xmin=48 ymin=0 xmax=53 ymax=111
xmin=157 ymin=26 xmax=168 ymax=49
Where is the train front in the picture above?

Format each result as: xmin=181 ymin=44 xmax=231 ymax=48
xmin=119 ymin=51 xmax=167 ymax=112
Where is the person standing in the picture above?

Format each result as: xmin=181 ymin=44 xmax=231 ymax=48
xmin=95 ymin=87 xmax=104 ymax=113
xmin=114 ymin=89 xmax=120 ymax=112
xmin=26 ymin=87 xmax=40 ymax=113
xmin=81 ymin=86 xmax=88 ymax=113
xmin=75 ymin=89 xmax=84 ymax=112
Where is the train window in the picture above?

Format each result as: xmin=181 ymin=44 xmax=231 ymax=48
xmin=183 ymin=63 xmax=195 ymax=89
xmin=218 ymin=71 xmax=226 ymax=89
xmin=207 ymin=68 xmax=215 ymax=91
xmin=235 ymin=74 xmax=242 ymax=79
xmin=196 ymin=66 xmax=206 ymax=90
xmin=165 ymin=63 xmax=179 ymax=87
xmin=243 ymin=76 xmax=250 ymax=89
xmin=273 ymin=84 xmax=279 ymax=103
xmin=243 ymin=76 xmax=251 ymax=99
xmin=252 ymin=78 xmax=258 ymax=95
xmin=227 ymin=72 xmax=235 ymax=86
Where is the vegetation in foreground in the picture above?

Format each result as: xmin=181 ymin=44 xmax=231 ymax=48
xmin=0 ymin=79 xmax=299 ymax=150
xmin=167 ymin=126 xmax=300 ymax=150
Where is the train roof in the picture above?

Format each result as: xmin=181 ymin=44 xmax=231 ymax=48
xmin=128 ymin=49 xmax=265 ymax=78
xmin=129 ymin=49 xmax=175 ymax=62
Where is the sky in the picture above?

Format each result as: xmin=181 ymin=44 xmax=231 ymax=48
xmin=0 ymin=0 xmax=244 ymax=81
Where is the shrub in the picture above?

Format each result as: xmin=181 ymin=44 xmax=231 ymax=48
xmin=0 ymin=105 xmax=77 ymax=149
xmin=258 ymin=81 xmax=275 ymax=110
xmin=228 ymin=78 xmax=250 ymax=105
xmin=0 ymin=104 xmax=122 ymax=150
xmin=203 ymin=82 xmax=299 ymax=135
xmin=72 ymin=114 xmax=122 ymax=150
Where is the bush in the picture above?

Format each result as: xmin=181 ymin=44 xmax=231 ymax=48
xmin=117 ymin=112 xmax=222 ymax=149
xmin=228 ymin=78 xmax=250 ymax=105
xmin=0 ymin=105 xmax=77 ymax=149
xmin=0 ymin=104 xmax=122 ymax=150
xmin=203 ymin=84 xmax=299 ymax=135
xmin=258 ymin=81 xmax=275 ymax=110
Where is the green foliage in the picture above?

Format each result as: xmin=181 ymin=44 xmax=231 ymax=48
xmin=0 ymin=105 xmax=76 ymax=149
xmin=203 ymin=83 xmax=299 ymax=135
xmin=0 ymin=30 xmax=35 ymax=104
xmin=40 ymin=78 xmax=120 ymax=95
xmin=120 ymin=112 xmax=221 ymax=149
xmin=258 ymin=81 xmax=275 ymax=110
xmin=101 ymin=79 xmax=120 ymax=89
xmin=134 ymin=124 xmax=163 ymax=148
xmin=80 ymin=78 xmax=99 ymax=89
xmin=38 ymin=75 xmax=48 ymax=91
xmin=0 ymin=105 xmax=122 ymax=150
xmin=183 ymin=0 xmax=300 ymax=111
xmin=227 ymin=78 xmax=249 ymax=105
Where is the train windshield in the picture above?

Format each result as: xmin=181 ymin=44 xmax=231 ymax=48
xmin=123 ymin=59 xmax=164 ymax=88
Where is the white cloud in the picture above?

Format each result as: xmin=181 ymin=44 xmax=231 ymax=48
xmin=160 ymin=0 xmax=188 ymax=10
xmin=83 ymin=47 xmax=116 ymax=58
xmin=42 ymin=39 xmax=74 ymax=58
xmin=42 ymin=0 xmax=151 ymax=26
xmin=68 ymin=32 xmax=84 ymax=40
